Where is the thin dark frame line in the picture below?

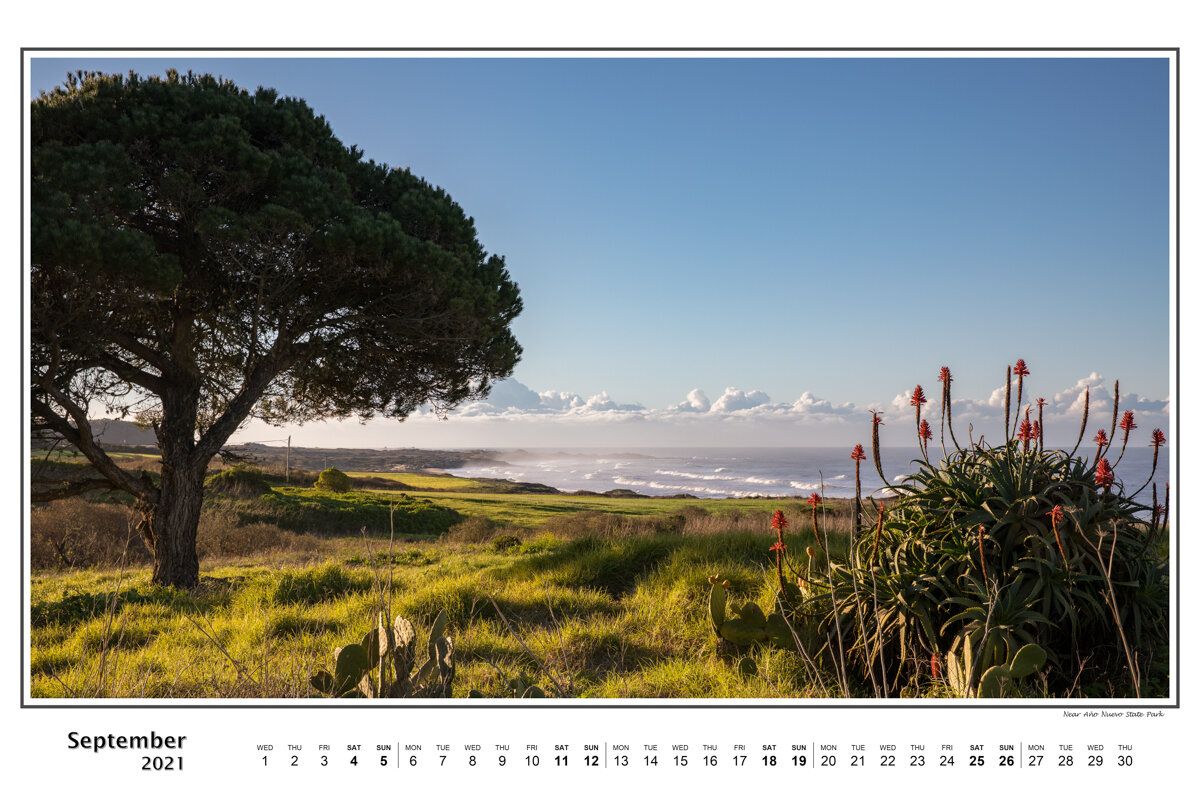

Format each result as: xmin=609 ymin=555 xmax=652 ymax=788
xmin=19 ymin=46 xmax=1181 ymax=711
xmin=19 ymin=46 xmax=1181 ymax=52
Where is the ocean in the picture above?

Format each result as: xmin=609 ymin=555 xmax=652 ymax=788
xmin=445 ymin=445 xmax=1169 ymax=502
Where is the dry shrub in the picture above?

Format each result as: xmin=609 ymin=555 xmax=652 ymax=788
xmin=540 ymin=510 xmax=687 ymax=540
xmin=111 ymin=456 xmax=162 ymax=473
xmin=196 ymin=509 xmax=322 ymax=559
xmin=30 ymin=499 xmax=149 ymax=570
xmin=533 ymin=501 xmax=858 ymax=542
xmin=31 ymin=500 xmax=324 ymax=570
xmin=444 ymin=515 xmax=498 ymax=544
xmin=444 ymin=515 xmax=526 ymax=545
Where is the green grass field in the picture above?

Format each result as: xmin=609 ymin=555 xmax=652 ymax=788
xmin=345 ymin=471 xmax=486 ymax=490
xmin=382 ymin=490 xmax=809 ymax=528
xmin=29 ymin=470 xmax=864 ymax=700
xmin=30 ymin=458 xmax=1165 ymax=700
xmin=30 ymin=520 xmax=831 ymax=699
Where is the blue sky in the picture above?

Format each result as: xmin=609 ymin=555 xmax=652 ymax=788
xmin=30 ymin=55 xmax=1172 ymax=447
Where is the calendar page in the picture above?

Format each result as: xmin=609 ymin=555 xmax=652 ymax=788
xmin=7 ymin=6 xmax=1192 ymax=796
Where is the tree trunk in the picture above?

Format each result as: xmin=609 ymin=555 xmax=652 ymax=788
xmin=138 ymin=460 xmax=204 ymax=588
xmin=141 ymin=383 xmax=206 ymax=589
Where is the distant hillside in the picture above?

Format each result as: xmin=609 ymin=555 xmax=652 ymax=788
xmin=87 ymin=418 xmax=159 ymax=447
xmin=223 ymin=442 xmax=504 ymax=473
xmin=34 ymin=420 xmax=511 ymax=478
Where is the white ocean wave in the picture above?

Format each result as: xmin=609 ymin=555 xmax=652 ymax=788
xmin=655 ymin=469 xmax=736 ymax=482
xmin=613 ymin=476 xmax=648 ymax=487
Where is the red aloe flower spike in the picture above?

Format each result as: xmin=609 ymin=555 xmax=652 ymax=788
xmin=1149 ymin=427 xmax=1166 ymax=476
xmin=1164 ymin=483 xmax=1170 ymax=528
xmin=1049 ymin=505 xmax=1068 ymax=566
xmin=1069 ymin=385 xmax=1091 ymax=459
xmin=919 ymin=420 xmax=932 ymax=440
xmin=1013 ymin=359 xmax=1029 ymax=417
xmin=870 ymin=410 xmax=886 ymax=484
xmin=770 ymin=537 xmax=787 ymax=594
xmin=1095 ymin=457 xmax=1114 ymax=492
xmin=930 ymin=652 xmax=942 ymax=681
xmin=851 ymin=444 xmax=865 ymax=530
xmin=939 ymin=366 xmax=960 ymax=451
xmin=871 ymin=503 xmax=885 ymax=562
xmin=1113 ymin=410 xmax=1137 ymax=468
xmin=769 ymin=511 xmax=789 ymax=594
xmin=1093 ymin=429 xmax=1108 ymax=466
xmin=1031 ymin=421 xmax=1041 ymax=444
xmin=1108 ymin=379 xmax=1120 ymax=453
xmin=1017 ymin=411 xmax=1034 ymax=452
xmin=807 ymin=493 xmax=826 ymax=551
xmin=1036 ymin=398 xmax=1046 ymax=450
xmin=911 ymin=384 xmax=928 ymax=432
xmin=1151 ymin=484 xmax=1160 ymax=534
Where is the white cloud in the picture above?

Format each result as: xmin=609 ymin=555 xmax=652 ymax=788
xmin=576 ymin=392 xmax=645 ymax=414
xmin=538 ymin=390 xmax=585 ymax=411
xmin=271 ymin=373 xmax=1168 ymax=450
xmin=477 ymin=378 xmax=544 ymax=411
xmin=670 ymin=388 xmax=711 ymax=413
xmin=710 ymin=387 xmax=771 ymax=413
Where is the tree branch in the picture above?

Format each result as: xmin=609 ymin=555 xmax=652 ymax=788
xmin=30 ymin=394 xmax=159 ymax=504
xmin=31 ymin=477 xmax=118 ymax=503
xmin=107 ymin=330 xmax=174 ymax=377
xmin=90 ymin=351 xmax=168 ymax=395
xmin=191 ymin=344 xmax=295 ymax=467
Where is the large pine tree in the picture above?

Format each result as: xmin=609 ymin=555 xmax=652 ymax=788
xmin=31 ymin=70 xmax=522 ymax=587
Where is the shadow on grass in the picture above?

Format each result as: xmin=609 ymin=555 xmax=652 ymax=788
xmin=492 ymin=537 xmax=682 ymax=598
xmin=32 ymin=587 xmax=170 ymax=628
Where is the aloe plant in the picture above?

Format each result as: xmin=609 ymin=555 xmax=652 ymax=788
xmin=776 ymin=362 xmax=1167 ymax=698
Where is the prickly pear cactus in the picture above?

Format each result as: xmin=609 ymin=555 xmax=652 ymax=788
xmin=706 ymin=580 xmax=797 ymax=652
xmin=310 ymin=609 xmax=455 ymax=699
xmin=943 ymin=642 xmax=1046 ymax=698
xmin=708 ymin=580 xmax=726 ymax=635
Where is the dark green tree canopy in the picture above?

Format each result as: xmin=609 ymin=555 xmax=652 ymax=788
xmin=33 ymin=69 xmax=521 ymax=456
xmin=32 ymin=70 xmax=521 ymax=585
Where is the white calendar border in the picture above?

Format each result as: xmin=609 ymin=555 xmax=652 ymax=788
xmin=4 ymin=6 xmax=1193 ymax=793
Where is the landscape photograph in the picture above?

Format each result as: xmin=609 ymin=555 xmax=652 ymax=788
xmin=27 ymin=54 xmax=1172 ymax=702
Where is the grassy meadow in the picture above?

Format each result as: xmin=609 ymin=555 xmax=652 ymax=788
xmin=30 ymin=438 xmax=1169 ymax=701
xmin=30 ymin=452 xmax=852 ymax=700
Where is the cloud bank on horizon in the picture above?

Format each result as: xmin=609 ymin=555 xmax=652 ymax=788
xmin=238 ymin=373 xmax=1170 ymax=450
